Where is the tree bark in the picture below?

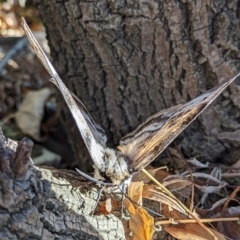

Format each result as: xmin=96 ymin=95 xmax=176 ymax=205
xmin=0 ymin=130 xmax=126 ymax=240
xmin=34 ymin=0 xmax=240 ymax=172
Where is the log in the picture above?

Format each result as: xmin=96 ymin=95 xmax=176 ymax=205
xmin=0 ymin=128 xmax=126 ymax=240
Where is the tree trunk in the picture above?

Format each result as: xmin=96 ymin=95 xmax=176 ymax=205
xmin=34 ymin=0 xmax=240 ymax=172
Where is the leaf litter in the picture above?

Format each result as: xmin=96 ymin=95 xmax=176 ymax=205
xmin=120 ymin=155 xmax=240 ymax=240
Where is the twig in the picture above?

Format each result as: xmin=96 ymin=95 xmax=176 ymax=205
xmin=0 ymin=37 xmax=28 ymax=74
xmin=155 ymin=217 xmax=240 ymax=225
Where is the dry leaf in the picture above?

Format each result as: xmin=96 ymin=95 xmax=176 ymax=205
xmin=164 ymin=223 xmax=226 ymax=240
xmin=218 ymin=220 xmax=240 ymax=239
xmin=211 ymin=206 xmax=240 ymax=220
xmin=161 ymin=203 xmax=182 ymax=219
xmin=132 ymin=167 xmax=169 ymax=183
xmin=194 ymin=181 xmax=228 ymax=194
xmin=142 ymin=184 xmax=189 ymax=216
xmin=168 ymin=147 xmax=183 ymax=160
xmin=15 ymin=88 xmax=51 ymax=141
xmin=185 ymin=173 xmax=223 ymax=184
xmin=163 ymin=179 xmax=192 ymax=191
xmin=187 ymin=158 xmax=210 ymax=168
xmin=124 ymin=182 xmax=154 ymax=240
xmin=95 ymin=198 xmax=112 ymax=215
xmin=230 ymin=158 xmax=240 ymax=168
xmin=128 ymin=181 xmax=144 ymax=204
xmin=161 ymin=178 xmax=192 ymax=199
xmin=217 ymin=187 xmax=240 ymax=240
xmin=196 ymin=198 xmax=228 ymax=217
xmin=222 ymin=158 xmax=240 ymax=178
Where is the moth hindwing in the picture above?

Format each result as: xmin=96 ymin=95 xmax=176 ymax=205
xmin=21 ymin=17 xmax=239 ymax=183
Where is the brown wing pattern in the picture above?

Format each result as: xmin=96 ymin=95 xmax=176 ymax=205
xmin=119 ymin=74 xmax=240 ymax=172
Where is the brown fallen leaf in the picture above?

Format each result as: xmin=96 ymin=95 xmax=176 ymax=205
xmin=211 ymin=206 xmax=240 ymax=219
xmin=217 ymin=187 xmax=240 ymax=239
xmin=164 ymin=223 xmax=226 ymax=240
xmin=222 ymin=158 xmax=240 ymax=178
xmin=132 ymin=166 xmax=169 ymax=183
xmin=95 ymin=198 xmax=112 ymax=215
xmin=161 ymin=203 xmax=182 ymax=220
xmin=124 ymin=182 xmax=154 ymax=240
xmin=15 ymin=88 xmax=51 ymax=141
xmin=128 ymin=181 xmax=144 ymax=204
xmin=195 ymin=198 xmax=228 ymax=218
xmin=163 ymin=179 xmax=192 ymax=191
xmin=142 ymin=184 xmax=189 ymax=216
xmin=218 ymin=221 xmax=240 ymax=240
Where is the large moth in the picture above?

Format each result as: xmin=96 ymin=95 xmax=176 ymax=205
xmin=21 ymin=17 xmax=240 ymax=185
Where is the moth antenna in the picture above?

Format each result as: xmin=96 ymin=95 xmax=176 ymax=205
xmin=120 ymin=183 xmax=126 ymax=218
xmin=75 ymin=168 xmax=113 ymax=186
xmin=91 ymin=186 xmax=104 ymax=216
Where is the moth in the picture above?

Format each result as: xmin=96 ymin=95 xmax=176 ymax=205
xmin=21 ymin=17 xmax=240 ymax=185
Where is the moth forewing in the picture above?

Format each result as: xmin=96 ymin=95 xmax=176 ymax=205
xmin=119 ymin=73 xmax=240 ymax=172
xmin=21 ymin=17 xmax=107 ymax=171
xmin=49 ymin=78 xmax=107 ymax=146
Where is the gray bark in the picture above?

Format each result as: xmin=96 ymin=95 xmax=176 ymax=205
xmin=0 ymin=130 xmax=125 ymax=240
xmin=35 ymin=0 xmax=240 ymax=172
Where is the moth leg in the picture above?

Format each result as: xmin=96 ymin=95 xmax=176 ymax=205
xmin=121 ymin=182 xmax=128 ymax=218
xmin=119 ymin=176 xmax=132 ymax=218
xmin=75 ymin=168 xmax=114 ymax=215
xmin=91 ymin=185 xmax=104 ymax=216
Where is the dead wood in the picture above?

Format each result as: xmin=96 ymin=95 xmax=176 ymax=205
xmin=0 ymin=128 xmax=125 ymax=240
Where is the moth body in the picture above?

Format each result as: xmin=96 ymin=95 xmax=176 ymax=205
xmin=101 ymin=148 xmax=130 ymax=184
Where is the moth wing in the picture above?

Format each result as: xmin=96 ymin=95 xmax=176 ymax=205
xmin=49 ymin=78 xmax=107 ymax=146
xmin=21 ymin=18 xmax=107 ymax=170
xmin=119 ymin=74 xmax=240 ymax=172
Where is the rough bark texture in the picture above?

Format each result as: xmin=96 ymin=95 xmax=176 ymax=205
xmin=34 ymin=0 xmax=240 ymax=173
xmin=0 ymin=130 xmax=126 ymax=240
